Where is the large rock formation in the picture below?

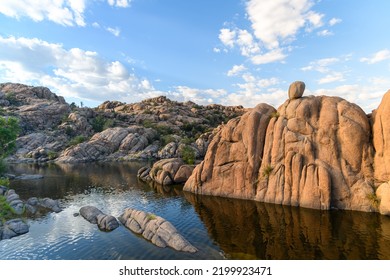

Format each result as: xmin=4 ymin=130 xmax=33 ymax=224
xmin=118 ymin=208 xmax=197 ymax=253
xmin=372 ymin=90 xmax=390 ymax=182
xmin=185 ymin=82 xmax=381 ymax=213
xmin=185 ymin=103 xmax=276 ymax=200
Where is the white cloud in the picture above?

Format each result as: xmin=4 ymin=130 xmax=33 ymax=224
xmin=92 ymin=22 xmax=100 ymax=28
xmin=317 ymin=29 xmax=333 ymax=37
xmin=310 ymin=80 xmax=390 ymax=112
xmin=0 ymin=0 xmax=131 ymax=27
xmin=227 ymin=64 xmax=246 ymax=77
xmin=108 ymin=0 xmax=131 ymax=8
xmin=246 ymin=0 xmax=323 ymax=49
xmin=106 ymin=27 xmax=121 ymax=37
xmin=172 ymin=86 xmax=227 ymax=105
xmin=0 ymin=0 xmax=86 ymax=26
xmin=251 ymin=49 xmax=287 ymax=64
xmin=329 ymin=18 xmax=342 ymax=26
xmin=318 ymin=72 xmax=345 ymax=84
xmin=219 ymin=28 xmax=236 ymax=48
xmin=236 ymin=29 xmax=260 ymax=56
xmin=360 ymin=49 xmax=390 ymax=64
xmin=213 ymin=47 xmax=221 ymax=53
xmin=0 ymin=35 xmax=157 ymax=103
xmin=301 ymin=57 xmax=339 ymax=73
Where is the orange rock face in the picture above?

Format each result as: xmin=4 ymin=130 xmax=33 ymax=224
xmin=185 ymin=90 xmax=379 ymax=213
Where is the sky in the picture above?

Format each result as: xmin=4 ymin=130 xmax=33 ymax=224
xmin=0 ymin=0 xmax=390 ymax=112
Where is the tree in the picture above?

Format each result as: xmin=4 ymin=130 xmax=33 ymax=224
xmin=0 ymin=116 xmax=20 ymax=174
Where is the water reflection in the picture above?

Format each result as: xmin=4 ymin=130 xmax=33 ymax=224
xmin=3 ymin=162 xmax=390 ymax=259
xmin=184 ymin=193 xmax=390 ymax=259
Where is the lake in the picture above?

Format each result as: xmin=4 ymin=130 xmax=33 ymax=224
xmin=1 ymin=162 xmax=390 ymax=260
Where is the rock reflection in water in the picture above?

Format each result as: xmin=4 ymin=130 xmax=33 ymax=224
xmin=185 ymin=193 xmax=390 ymax=259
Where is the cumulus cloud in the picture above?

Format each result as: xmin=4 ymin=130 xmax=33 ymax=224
xmin=0 ymin=35 xmax=157 ymax=103
xmin=227 ymin=64 xmax=246 ymax=77
xmin=310 ymin=79 xmax=390 ymax=112
xmin=246 ymin=0 xmax=323 ymax=49
xmin=251 ymin=49 xmax=287 ymax=65
xmin=218 ymin=0 xmax=325 ymax=65
xmin=360 ymin=49 xmax=390 ymax=64
xmin=301 ymin=57 xmax=340 ymax=73
xmin=108 ymin=0 xmax=131 ymax=8
xmin=0 ymin=0 xmax=131 ymax=27
xmin=219 ymin=28 xmax=236 ymax=48
xmin=318 ymin=72 xmax=345 ymax=84
xmin=171 ymin=86 xmax=227 ymax=105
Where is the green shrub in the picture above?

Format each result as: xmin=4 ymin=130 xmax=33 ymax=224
xmin=0 ymin=116 xmax=20 ymax=159
xmin=181 ymin=145 xmax=196 ymax=165
xmin=91 ymin=115 xmax=106 ymax=132
xmin=270 ymin=111 xmax=280 ymax=119
xmin=5 ymin=92 xmax=20 ymax=106
xmin=0 ymin=177 xmax=10 ymax=187
xmin=161 ymin=135 xmax=176 ymax=146
xmin=47 ymin=151 xmax=58 ymax=160
xmin=262 ymin=165 xmax=274 ymax=178
xmin=68 ymin=135 xmax=87 ymax=147
xmin=367 ymin=193 xmax=380 ymax=210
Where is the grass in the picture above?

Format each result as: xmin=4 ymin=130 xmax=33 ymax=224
xmin=262 ymin=165 xmax=274 ymax=178
xmin=146 ymin=213 xmax=157 ymax=220
xmin=367 ymin=193 xmax=380 ymax=210
xmin=0 ymin=177 xmax=10 ymax=187
xmin=270 ymin=111 xmax=280 ymax=119
xmin=68 ymin=135 xmax=88 ymax=147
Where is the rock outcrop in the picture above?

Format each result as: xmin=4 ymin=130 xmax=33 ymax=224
xmin=0 ymin=219 xmax=29 ymax=240
xmin=118 ymin=208 xmax=197 ymax=253
xmin=2 ymin=82 xmax=245 ymax=163
xmin=372 ymin=90 xmax=390 ymax=182
xmin=185 ymin=81 xmax=380 ymax=213
xmin=57 ymin=126 xmax=158 ymax=162
xmin=138 ymin=158 xmax=194 ymax=186
xmin=79 ymin=206 xmax=119 ymax=231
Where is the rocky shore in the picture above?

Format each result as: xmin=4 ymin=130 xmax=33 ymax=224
xmin=0 ymin=83 xmax=245 ymax=164
xmin=2 ymin=81 xmax=390 ymax=217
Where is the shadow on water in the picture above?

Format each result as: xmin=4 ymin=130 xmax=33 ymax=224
xmin=184 ymin=193 xmax=390 ymax=259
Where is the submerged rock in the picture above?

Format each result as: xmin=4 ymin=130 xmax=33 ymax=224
xmin=119 ymin=208 xmax=197 ymax=253
xmin=79 ymin=206 xmax=119 ymax=231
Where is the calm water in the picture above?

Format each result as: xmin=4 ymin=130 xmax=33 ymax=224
xmin=1 ymin=162 xmax=390 ymax=260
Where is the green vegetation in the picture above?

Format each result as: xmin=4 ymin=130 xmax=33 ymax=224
xmin=0 ymin=177 xmax=10 ymax=187
xmin=367 ymin=193 xmax=380 ymax=210
xmin=146 ymin=213 xmax=157 ymax=220
xmin=0 ymin=116 xmax=20 ymax=175
xmin=181 ymin=145 xmax=196 ymax=165
xmin=47 ymin=151 xmax=58 ymax=160
xmin=91 ymin=115 xmax=115 ymax=132
xmin=5 ymin=92 xmax=20 ymax=106
xmin=161 ymin=135 xmax=176 ymax=146
xmin=270 ymin=111 xmax=280 ymax=119
xmin=262 ymin=165 xmax=274 ymax=178
xmin=91 ymin=115 xmax=105 ymax=132
xmin=68 ymin=135 xmax=88 ymax=147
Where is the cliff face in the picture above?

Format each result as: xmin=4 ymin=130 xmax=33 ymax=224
xmin=185 ymin=82 xmax=390 ymax=214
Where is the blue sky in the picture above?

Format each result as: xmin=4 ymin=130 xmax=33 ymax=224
xmin=0 ymin=0 xmax=390 ymax=112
